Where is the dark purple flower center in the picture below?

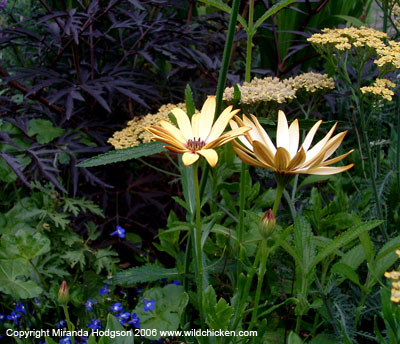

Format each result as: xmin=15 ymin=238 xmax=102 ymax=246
xmin=186 ymin=138 xmax=206 ymax=152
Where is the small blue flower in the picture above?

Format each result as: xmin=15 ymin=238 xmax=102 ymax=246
xmin=109 ymin=302 xmax=123 ymax=313
xmin=99 ymin=284 xmax=110 ymax=295
xmin=15 ymin=302 xmax=26 ymax=314
xmin=59 ymin=336 xmax=71 ymax=344
xmin=117 ymin=311 xmax=130 ymax=325
xmin=80 ymin=336 xmax=89 ymax=344
xmin=111 ymin=225 xmax=125 ymax=239
xmin=33 ymin=298 xmax=41 ymax=306
xmin=0 ymin=313 xmax=4 ymax=321
xmin=56 ymin=320 xmax=67 ymax=328
xmin=128 ymin=313 xmax=140 ymax=328
xmin=85 ymin=299 xmax=97 ymax=311
xmin=170 ymin=280 xmax=181 ymax=286
xmin=88 ymin=319 xmax=102 ymax=330
xmin=136 ymin=288 xmax=143 ymax=294
xmin=143 ymin=299 xmax=155 ymax=312
xmin=7 ymin=312 xmax=21 ymax=322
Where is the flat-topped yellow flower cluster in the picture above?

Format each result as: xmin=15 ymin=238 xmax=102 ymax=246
xmin=108 ymin=103 xmax=195 ymax=149
xmin=308 ymin=26 xmax=400 ymax=74
xmin=360 ymin=78 xmax=396 ymax=101
xmin=307 ymin=26 xmax=387 ymax=52
xmin=384 ymin=249 xmax=400 ymax=303
xmin=223 ymin=72 xmax=334 ymax=105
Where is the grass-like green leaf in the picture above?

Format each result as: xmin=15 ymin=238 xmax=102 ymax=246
xmin=254 ymin=0 xmax=298 ymax=32
xmin=77 ymin=141 xmax=165 ymax=167
xmin=112 ymin=264 xmax=179 ymax=286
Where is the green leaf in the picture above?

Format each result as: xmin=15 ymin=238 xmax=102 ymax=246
xmin=93 ymin=247 xmax=119 ymax=274
xmin=62 ymin=197 xmax=104 ymax=217
xmin=185 ymin=84 xmax=196 ymax=119
xmin=203 ymin=285 xmax=233 ymax=331
xmin=331 ymin=262 xmax=363 ymax=289
xmin=112 ymin=264 xmax=179 ymax=286
xmin=333 ymin=15 xmax=365 ymax=27
xmin=45 ymin=338 xmax=58 ymax=344
xmin=311 ymin=220 xmax=381 ymax=269
xmin=179 ymin=159 xmax=196 ymax=218
xmin=0 ymin=260 xmax=43 ymax=298
xmin=133 ymin=284 xmax=188 ymax=340
xmin=287 ymin=331 xmax=304 ymax=344
xmin=254 ymin=0 xmax=298 ymax=32
xmin=62 ymin=249 xmax=86 ymax=270
xmin=293 ymin=215 xmax=315 ymax=275
xmin=77 ymin=141 xmax=165 ymax=167
xmin=28 ymin=119 xmax=65 ymax=144
xmin=0 ymin=230 xmax=50 ymax=261
xmin=197 ymin=0 xmax=247 ymax=28
xmin=99 ymin=314 xmax=133 ymax=344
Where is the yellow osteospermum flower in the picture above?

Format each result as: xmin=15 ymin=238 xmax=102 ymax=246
xmin=144 ymin=96 xmax=250 ymax=167
xmin=230 ymin=110 xmax=354 ymax=176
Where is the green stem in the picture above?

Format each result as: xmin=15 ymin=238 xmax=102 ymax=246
xmin=30 ymin=260 xmax=48 ymax=290
xmin=231 ymin=247 xmax=261 ymax=331
xmin=354 ymin=293 xmax=367 ymax=328
xmin=215 ymin=0 xmax=241 ymax=115
xmin=236 ymin=162 xmax=247 ymax=288
xmin=62 ymin=305 xmax=75 ymax=344
xmin=245 ymin=0 xmax=254 ymax=82
xmin=248 ymin=240 xmax=268 ymax=331
xmin=193 ymin=163 xmax=205 ymax=330
xmin=272 ymin=181 xmax=285 ymax=216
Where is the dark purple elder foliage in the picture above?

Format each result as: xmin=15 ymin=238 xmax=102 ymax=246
xmin=0 ymin=0 xmax=237 ymax=197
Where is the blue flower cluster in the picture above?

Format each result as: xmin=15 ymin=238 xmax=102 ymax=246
xmin=108 ymin=302 xmax=141 ymax=327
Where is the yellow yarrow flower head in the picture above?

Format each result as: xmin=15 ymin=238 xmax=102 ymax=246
xmin=144 ymin=96 xmax=250 ymax=167
xmin=230 ymin=110 xmax=354 ymax=181
xmin=385 ymin=249 xmax=400 ymax=304
xmin=360 ymin=78 xmax=396 ymax=102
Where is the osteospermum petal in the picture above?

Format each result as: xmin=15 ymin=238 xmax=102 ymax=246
xmin=276 ymin=110 xmax=290 ymax=151
xmin=171 ymin=108 xmax=193 ymax=140
xmin=198 ymin=96 xmax=216 ymax=139
xmin=182 ymin=152 xmax=200 ymax=166
xmin=207 ymin=106 xmax=240 ymax=143
xmin=198 ymin=149 xmax=218 ymax=167
xmin=231 ymin=110 xmax=353 ymax=177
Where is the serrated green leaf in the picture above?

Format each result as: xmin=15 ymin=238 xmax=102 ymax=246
xmin=93 ymin=247 xmax=119 ymax=274
xmin=331 ymin=262 xmax=363 ymax=289
xmin=77 ymin=141 xmax=165 ymax=167
xmin=62 ymin=249 xmax=86 ymax=270
xmin=311 ymin=220 xmax=381 ymax=269
xmin=112 ymin=264 xmax=179 ymax=286
xmin=185 ymin=84 xmax=195 ymax=119
xmin=28 ymin=119 xmax=65 ymax=144
xmin=203 ymin=285 xmax=233 ymax=331
xmin=0 ymin=260 xmax=43 ymax=298
xmin=293 ymin=215 xmax=315 ymax=275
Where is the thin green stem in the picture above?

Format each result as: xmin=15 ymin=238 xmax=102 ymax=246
xmin=231 ymin=246 xmax=261 ymax=331
xmin=245 ymin=0 xmax=254 ymax=82
xmin=236 ymin=162 xmax=247 ymax=288
xmin=248 ymin=240 xmax=267 ymax=331
xmin=138 ymin=158 xmax=180 ymax=177
xmin=354 ymin=293 xmax=367 ymax=328
xmin=272 ymin=182 xmax=285 ymax=216
xmin=193 ymin=163 xmax=205 ymax=330
xmin=62 ymin=305 xmax=75 ymax=344
xmin=215 ymin=0 xmax=241 ymax=115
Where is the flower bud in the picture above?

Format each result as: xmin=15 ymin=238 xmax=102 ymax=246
xmin=259 ymin=209 xmax=276 ymax=239
xmin=58 ymin=280 xmax=69 ymax=305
